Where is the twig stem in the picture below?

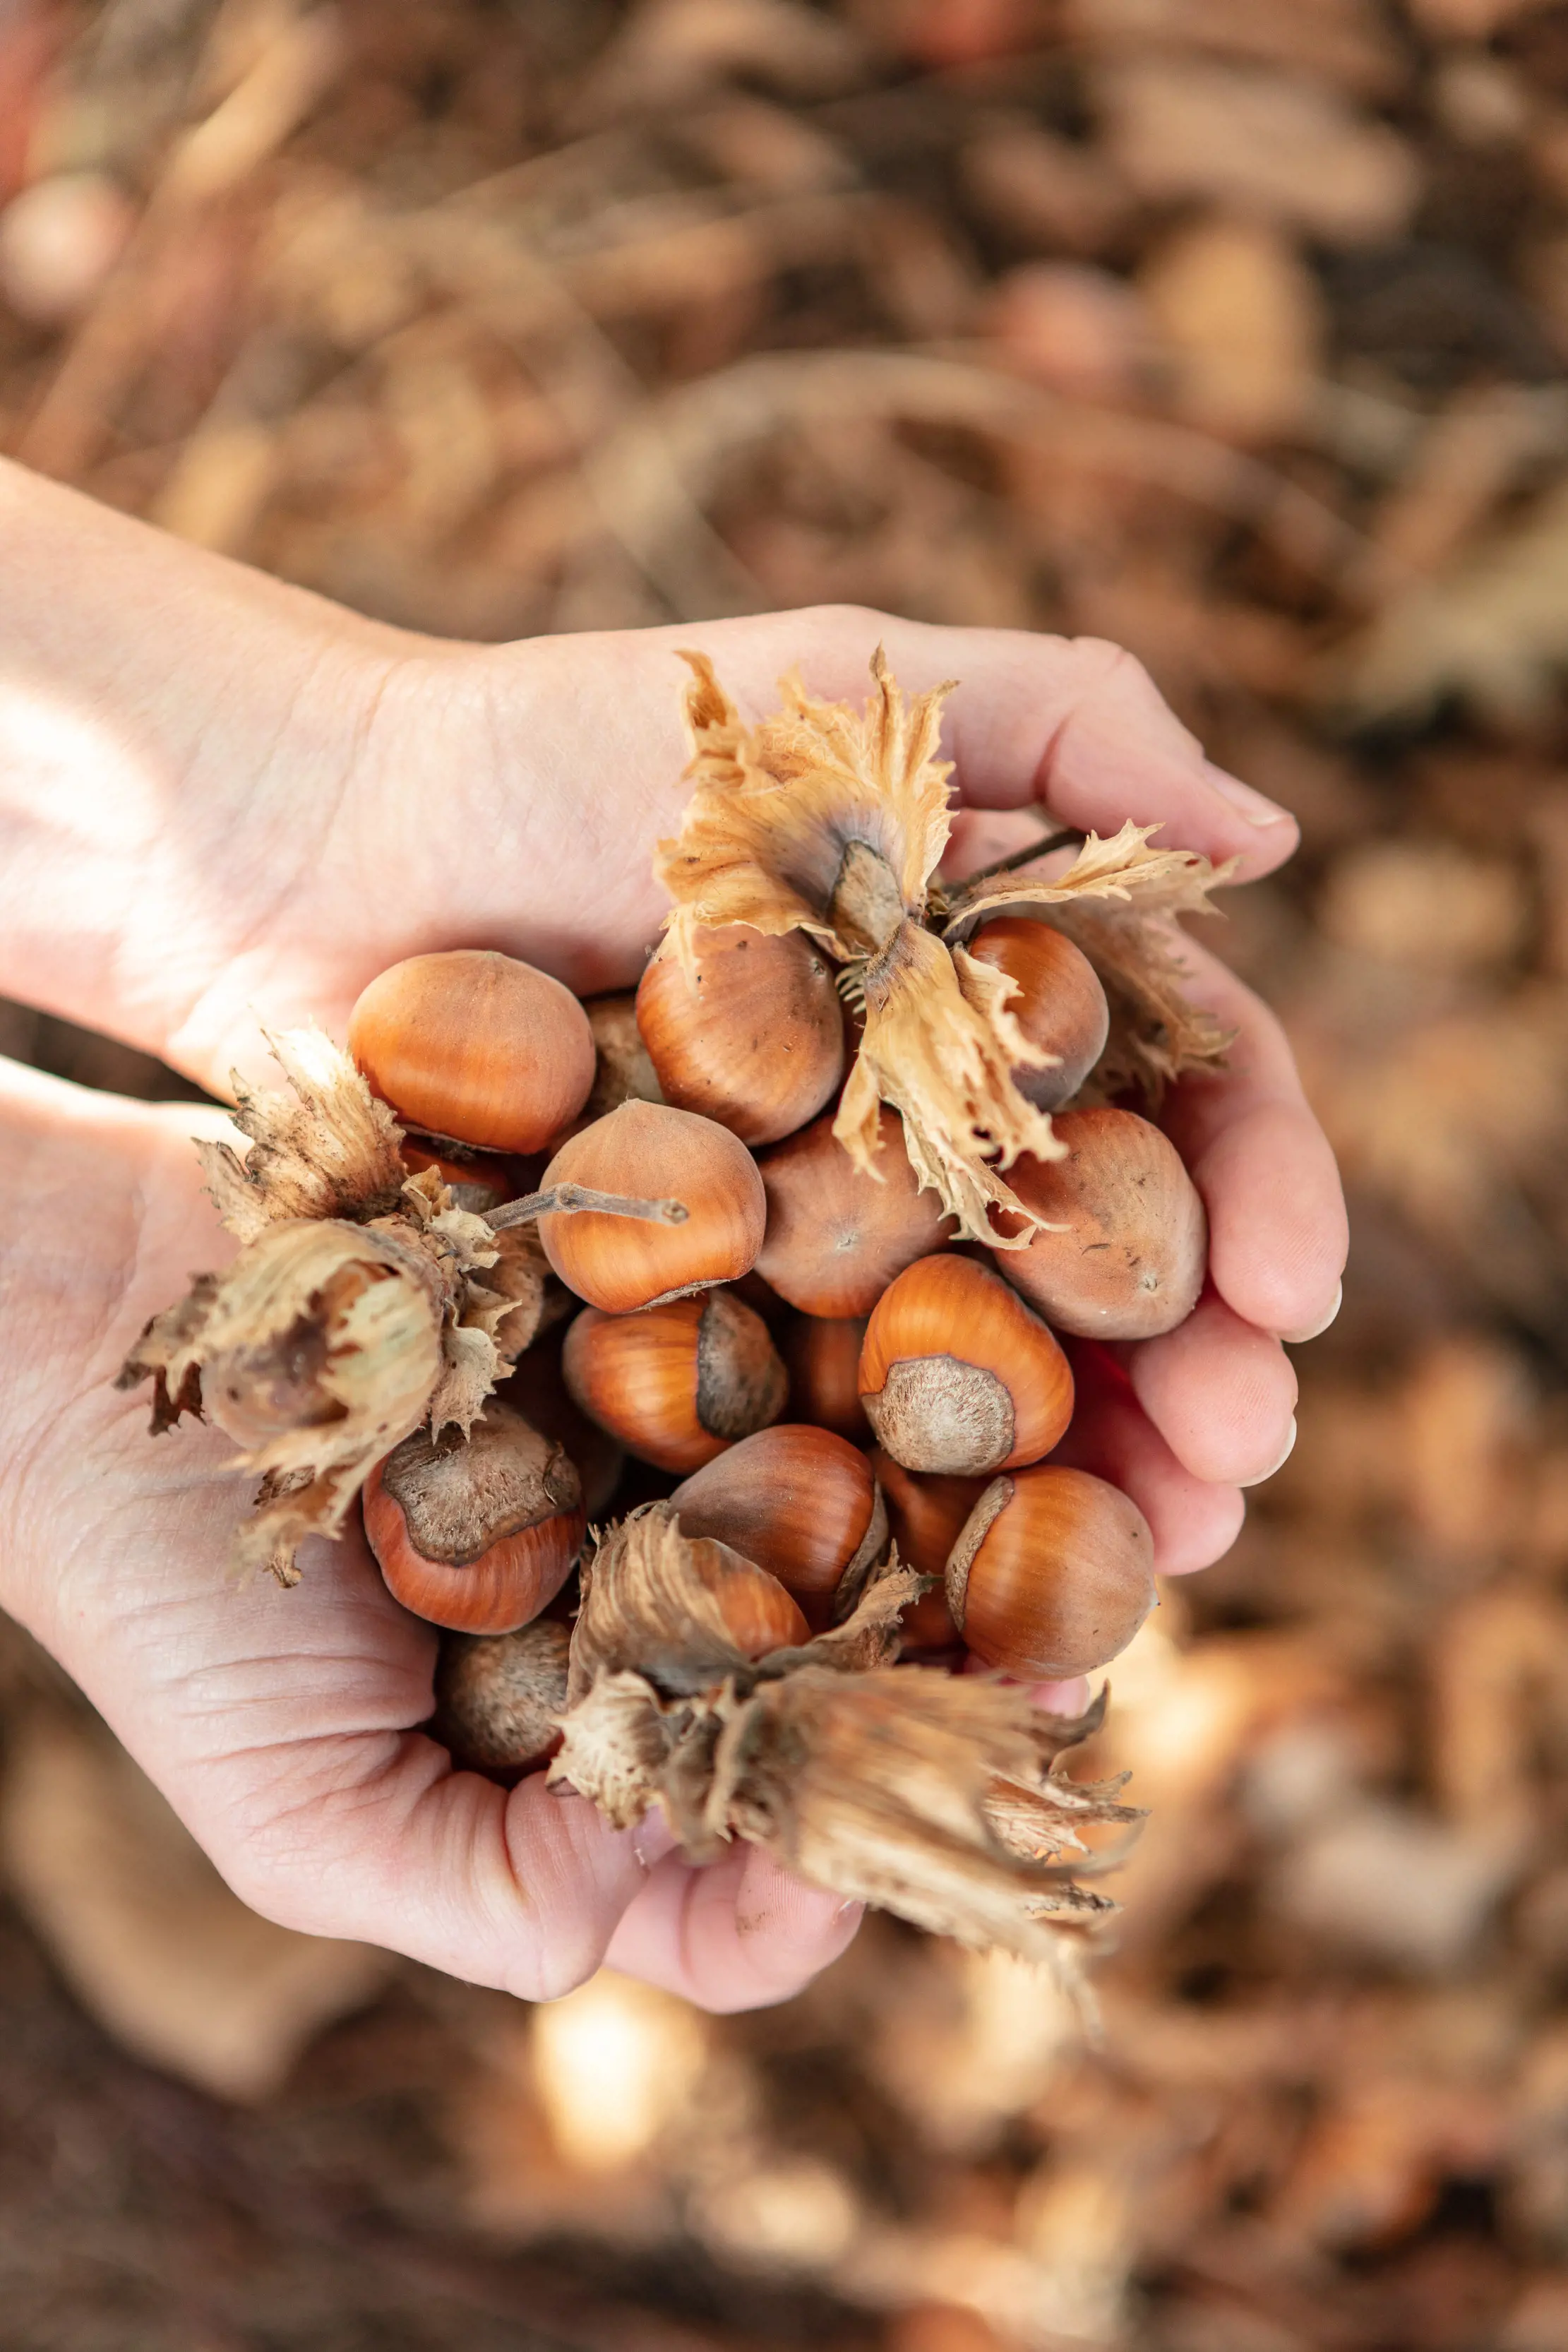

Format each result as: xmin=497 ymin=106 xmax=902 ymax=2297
xmin=487 ymin=1183 xmax=689 ymax=1232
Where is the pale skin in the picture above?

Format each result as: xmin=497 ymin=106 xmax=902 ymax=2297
xmin=0 ymin=460 xmax=1347 ymax=2012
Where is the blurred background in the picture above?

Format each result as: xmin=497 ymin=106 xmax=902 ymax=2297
xmin=2 ymin=0 xmax=1568 ymax=2345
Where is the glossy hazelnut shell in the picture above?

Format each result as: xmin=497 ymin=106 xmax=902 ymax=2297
xmin=671 ymin=1424 xmax=884 ymax=1630
xmin=756 ymin=1106 xmax=952 ymax=1317
xmin=562 ymin=1289 xmax=786 ymax=1473
xmin=636 ymin=926 xmax=845 ymax=1146
xmin=538 ymin=1099 xmax=766 ymax=1313
xmin=781 ymin=1313 xmax=870 ymax=1441
xmin=965 ymin=917 xmax=1109 ymax=1109
xmin=947 ymin=1465 xmax=1155 ymax=1678
xmin=994 ymin=1107 xmax=1207 ymax=1340
xmin=363 ymin=1407 xmax=585 ymax=1634
xmin=868 ymin=1445 xmax=986 ymax=1653
xmin=858 ymin=1254 xmax=1075 ymax=1476
xmin=348 ymin=949 xmax=594 ymax=1153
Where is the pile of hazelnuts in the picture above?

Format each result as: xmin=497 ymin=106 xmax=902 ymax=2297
xmin=345 ymin=906 xmax=1205 ymax=1762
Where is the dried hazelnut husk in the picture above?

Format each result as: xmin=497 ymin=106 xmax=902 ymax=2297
xmin=671 ymin=1425 xmax=887 ymax=1631
xmin=755 ymin=1106 xmax=952 ymax=1316
xmin=681 ymin=1533 xmax=811 ymax=1656
xmin=947 ymin=1466 xmax=1155 ymax=1679
xmin=562 ymin=1289 xmax=786 ymax=1473
xmin=858 ymin=1255 xmax=1074 ymax=1476
xmin=434 ymin=1619 xmax=571 ymax=1774
xmin=116 ymin=1028 xmax=520 ymax=1583
xmin=868 ymin=1445 xmax=986 ymax=1655
xmin=780 ymin=1312 xmax=870 ymax=1441
xmin=348 ymin=949 xmax=595 ymax=1153
xmin=965 ymin=916 xmax=1109 ymax=1109
xmin=363 ymin=1403 xmax=585 ymax=1633
xmin=636 ymin=924 xmax=845 ymax=1145
xmin=991 ymin=1107 xmax=1207 ymax=1340
xmin=658 ymin=650 xmax=1228 ymax=1239
xmin=537 ymin=1100 xmax=765 ymax=1313
xmin=583 ymin=991 xmax=664 ymax=1119
xmin=551 ymin=1504 xmax=1139 ymax=1964
xmin=400 ymin=1142 xmax=512 ymax=1213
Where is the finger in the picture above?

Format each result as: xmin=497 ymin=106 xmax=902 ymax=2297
xmin=1053 ymin=1340 xmax=1246 ymax=1575
xmin=1161 ymin=937 xmax=1348 ymax=1339
xmin=1127 ymin=1291 xmax=1298 ymax=1488
xmin=666 ymin=610 xmax=1297 ymax=882
xmin=605 ymin=1842 xmax=861 ymax=2013
xmin=959 ymin=1654 xmax=1094 ymax=1712
xmin=150 ymin=1580 xmax=664 ymax=2002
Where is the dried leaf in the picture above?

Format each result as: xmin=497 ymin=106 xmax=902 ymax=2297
xmin=1332 ymin=478 xmax=1568 ymax=730
xmin=944 ymin=819 xmax=1229 ymax=929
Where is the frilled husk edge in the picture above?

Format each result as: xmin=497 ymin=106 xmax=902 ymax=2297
xmin=550 ymin=1506 xmax=1140 ymax=1965
xmin=116 ymin=1030 xmax=526 ymax=1583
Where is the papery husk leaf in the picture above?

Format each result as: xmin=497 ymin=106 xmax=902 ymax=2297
xmin=477 ymin=1222 xmax=565 ymax=1362
xmin=943 ymin=820 xmax=1230 ymax=931
xmin=1044 ymin=904 xmax=1233 ymax=1104
xmin=197 ymin=1025 xmax=407 ymax=1242
xmin=656 ymin=646 xmax=955 ymax=967
xmin=713 ymin=1669 xmax=1138 ymax=1955
xmin=119 ymin=1217 xmax=453 ymax=1584
xmin=567 ymin=1503 xmax=915 ymax=1705
xmin=553 ymin=1507 xmax=1136 ymax=1961
xmin=836 ymin=921 xmax=1063 ymax=1242
xmin=942 ymin=824 xmax=1235 ymax=1104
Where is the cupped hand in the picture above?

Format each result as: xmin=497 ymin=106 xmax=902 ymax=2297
xmin=0 ymin=535 xmax=1347 ymax=2009
xmin=1 ymin=1058 xmax=856 ymax=2010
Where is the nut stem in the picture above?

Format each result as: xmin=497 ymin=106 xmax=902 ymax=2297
xmin=488 ymin=1182 xmax=689 ymax=1232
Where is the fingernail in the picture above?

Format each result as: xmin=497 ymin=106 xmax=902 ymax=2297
xmin=1281 ymin=1282 xmax=1342 ymax=1347
xmin=1204 ymin=761 xmax=1292 ymax=829
xmin=633 ymin=1811 xmax=678 ymax=1870
xmin=1240 ymin=1416 xmax=1297 ymax=1488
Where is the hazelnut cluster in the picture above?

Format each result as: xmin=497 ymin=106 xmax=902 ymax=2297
xmin=119 ymin=652 xmax=1231 ymax=1966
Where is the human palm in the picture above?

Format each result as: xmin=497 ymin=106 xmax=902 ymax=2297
xmin=0 ymin=501 xmax=1345 ymax=2007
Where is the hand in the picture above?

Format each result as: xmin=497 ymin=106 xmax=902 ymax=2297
xmin=0 ymin=471 xmax=1346 ymax=2010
